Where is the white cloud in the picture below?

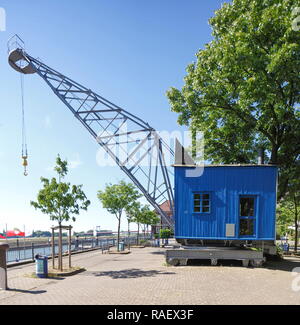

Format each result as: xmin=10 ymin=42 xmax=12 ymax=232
xmin=45 ymin=154 xmax=83 ymax=172
xmin=69 ymin=154 xmax=83 ymax=169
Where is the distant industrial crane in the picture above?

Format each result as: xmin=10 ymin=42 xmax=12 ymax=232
xmin=7 ymin=35 xmax=174 ymax=228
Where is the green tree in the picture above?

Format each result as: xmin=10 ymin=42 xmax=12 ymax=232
xmin=31 ymin=155 xmax=90 ymax=270
xmin=97 ymin=181 xmax=141 ymax=251
xmin=138 ymin=205 xmax=160 ymax=238
xmin=167 ymin=0 xmax=300 ymax=199
xmin=277 ymin=165 xmax=300 ymax=252
xmin=160 ymin=228 xmax=172 ymax=239
xmin=31 ymin=230 xmax=52 ymax=238
xmin=277 ymin=200 xmax=294 ymax=238
xmin=125 ymin=201 xmax=141 ymax=249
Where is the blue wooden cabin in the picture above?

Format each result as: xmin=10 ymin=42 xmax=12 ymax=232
xmin=174 ymin=164 xmax=277 ymax=245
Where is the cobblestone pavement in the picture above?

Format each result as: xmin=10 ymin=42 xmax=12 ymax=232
xmin=0 ymin=247 xmax=300 ymax=305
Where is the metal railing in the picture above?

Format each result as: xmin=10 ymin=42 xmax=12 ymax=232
xmin=6 ymin=235 xmax=152 ymax=264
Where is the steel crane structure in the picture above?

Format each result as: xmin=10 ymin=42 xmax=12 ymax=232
xmin=8 ymin=35 xmax=174 ymax=228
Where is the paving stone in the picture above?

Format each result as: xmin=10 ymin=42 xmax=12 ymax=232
xmin=0 ymin=248 xmax=299 ymax=305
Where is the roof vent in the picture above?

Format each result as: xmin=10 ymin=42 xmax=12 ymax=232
xmin=258 ymin=148 xmax=265 ymax=165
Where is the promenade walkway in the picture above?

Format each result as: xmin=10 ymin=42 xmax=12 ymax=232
xmin=0 ymin=247 xmax=300 ymax=305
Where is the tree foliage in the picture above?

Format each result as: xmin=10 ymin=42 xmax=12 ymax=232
xmin=31 ymin=155 xmax=90 ymax=225
xmin=277 ymin=200 xmax=294 ymax=236
xmin=97 ymin=180 xmax=141 ymax=250
xmin=167 ymin=0 xmax=300 ymax=198
xmin=98 ymin=181 xmax=141 ymax=221
xmin=137 ymin=205 xmax=160 ymax=229
xmin=160 ymin=228 xmax=172 ymax=239
xmin=277 ymin=165 xmax=300 ymax=250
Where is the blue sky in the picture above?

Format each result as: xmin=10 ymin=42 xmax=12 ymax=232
xmin=0 ymin=0 xmax=224 ymax=234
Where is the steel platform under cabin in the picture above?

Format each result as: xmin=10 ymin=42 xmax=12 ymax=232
xmin=165 ymin=246 xmax=265 ymax=267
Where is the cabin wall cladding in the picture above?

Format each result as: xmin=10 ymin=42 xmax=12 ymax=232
xmin=174 ymin=165 xmax=278 ymax=241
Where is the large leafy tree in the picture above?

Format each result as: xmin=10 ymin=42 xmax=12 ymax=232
xmin=97 ymin=180 xmax=141 ymax=251
xmin=167 ymin=0 xmax=300 ymax=199
xmin=31 ymin=155 xmax=90 ymax=270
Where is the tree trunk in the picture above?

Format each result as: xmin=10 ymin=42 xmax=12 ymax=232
xmin=117 ymin=215 xmax=121 ymax=252
xmin=58 ymin=222 xmax=63 ymax=271
xmin=68 ymin=226 xmax=71 ymax=269
xmin=294 ymin=195 xmax=298 ymax=253
xmin=128 ymin=220 xmax=131 ymax=251
xmin=137 ymin=223 xmax=140 ymax=246
xmin=270 ymin=145 xmax=279 ymax=165
xmin=51 ymin=227 xmax=55 ymax=269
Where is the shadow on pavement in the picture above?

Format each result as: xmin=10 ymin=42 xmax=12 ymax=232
xmin=83 ymin=268 xmax=175 ymax=279
xmin=7 ymin=288 xmax=47 ymax=295
xmin=264 ymin=257 xmax=300 ymax=272
xmin=150 ymin=251 xmax=165 ymax=255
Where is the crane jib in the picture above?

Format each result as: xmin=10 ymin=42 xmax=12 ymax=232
xmin=8 ymin=46 xmax=175 ymax=229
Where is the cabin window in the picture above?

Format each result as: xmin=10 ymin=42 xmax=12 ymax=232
xmin=239 ymin=219 xmax=254 ymax=236
xmin=239 ymin=196 xmax=256 ymax=236
xmin=240 ymin=197 xmax=255 ymax=217
xmin=193 ymin=193 xmax=210 ymax=213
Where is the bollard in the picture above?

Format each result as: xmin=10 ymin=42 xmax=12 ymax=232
xmin=31 ymin=243 xmax=35 ymax=261
xmin=0 ymin=244 xmax=9 ymax=290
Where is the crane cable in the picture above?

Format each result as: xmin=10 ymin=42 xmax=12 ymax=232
xmin=20 ymin=73 xmax=28 ymax=176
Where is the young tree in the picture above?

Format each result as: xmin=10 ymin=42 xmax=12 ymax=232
xmin=167 ymin=0 xmax=300 ymax=199
xmin=31 ymin=155 xmax=90 ymax=270
xmin=97 ymin=181 xmax=141 ymax=251
xmin=125 ymin=201 xmax=141 ymax=249
xmin=130 ymin=204 xmax=160 ymax=244
xmin=139 ymin=205 xmax=160 ymax=239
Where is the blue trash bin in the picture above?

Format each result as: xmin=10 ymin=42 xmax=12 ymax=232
xmin=283 ymin=243 xmax=289 ymax=252
xmin=118 ymin=241 xmax=125 ymax=251
xmin=35 ymin=255 xmax=48 ymax=278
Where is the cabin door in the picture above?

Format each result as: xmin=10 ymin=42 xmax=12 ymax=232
xmin=238 ymin=196 xmax=256 ymax=238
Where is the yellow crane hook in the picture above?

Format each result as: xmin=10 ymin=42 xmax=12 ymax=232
xmin=22 ymin=155 xmax=28 ymax=176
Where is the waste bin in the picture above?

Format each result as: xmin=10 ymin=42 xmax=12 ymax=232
xmin=118 ymin=241 xmax=125 ymax=252
xmin=35 ymin=255 xmax=48 ymax=278
xmin=282 ymin=243 xmax=289 ymax=253
xmin=0 ymin=244 xmax=9 ymax=290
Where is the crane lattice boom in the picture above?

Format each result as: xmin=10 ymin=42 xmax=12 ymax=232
xmin=8 ymin=37 xmax=174 ymax=228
